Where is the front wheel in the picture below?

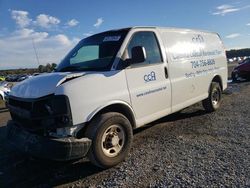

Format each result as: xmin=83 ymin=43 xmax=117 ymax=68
xmin=85 ymin=112 xmax=133 ymax=169
xmin=202 ymin=82 xmax=222 ymax=112
xmin=232 ymin=72 xmax=239 ymax=82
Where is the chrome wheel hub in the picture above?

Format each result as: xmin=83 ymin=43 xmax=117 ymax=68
xmin=212 ymin=89 xmax=220 ymax=106
xmin=101 ymin=124 xmax=125 ymax=157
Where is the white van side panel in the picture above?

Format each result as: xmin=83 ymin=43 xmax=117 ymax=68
xmin=203 ymin=33 xmax=228 ymax=90
xmin=55 ymin=71 xmax=131 ymax=126
xmin=158 ymin=28 xmax=227 ymax=112
xmin=121 ymin=28 xmax=172 ymax=128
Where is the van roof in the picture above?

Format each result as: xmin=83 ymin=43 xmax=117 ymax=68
xmin=107 ymin=26 xmax=216 ymax=35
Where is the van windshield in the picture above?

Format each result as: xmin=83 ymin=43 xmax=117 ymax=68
xmin=56 ymin=30 xmax=128 ymax=72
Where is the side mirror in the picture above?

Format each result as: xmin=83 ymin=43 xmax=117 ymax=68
xmin=131 ymin=46 xmax=146 ymax=64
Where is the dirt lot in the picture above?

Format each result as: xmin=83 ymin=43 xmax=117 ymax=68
xmin=0 ymin=64 xmax=250 ymax=187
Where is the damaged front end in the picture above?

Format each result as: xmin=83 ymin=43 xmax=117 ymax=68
xmin=8 ymin=95 xmax=74 ymax=134
xmin=6 ymin=94 xmax=91 ymax=161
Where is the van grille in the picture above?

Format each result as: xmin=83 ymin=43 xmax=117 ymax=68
xmin=8 ymin=97 xmax=47 ymax=131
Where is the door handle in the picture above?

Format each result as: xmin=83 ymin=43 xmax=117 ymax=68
xmin=164 ymin=67 xmax=168 ymax=79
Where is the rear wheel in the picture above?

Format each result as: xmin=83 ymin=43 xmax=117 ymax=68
xmin=85 ymin=112 xmax=133 ymax=169
xmin=202 ymin=82 xmax=222 ymax=112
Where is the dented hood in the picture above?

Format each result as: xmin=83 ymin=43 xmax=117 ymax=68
xmin=10 ymin=72 xmax=85 ymax=98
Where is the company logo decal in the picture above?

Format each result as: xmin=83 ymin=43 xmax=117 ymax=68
xmin=144 ymin=71 xmax=156 ymax=82
xmin=192 ymin=35 xmax=204 ymax=43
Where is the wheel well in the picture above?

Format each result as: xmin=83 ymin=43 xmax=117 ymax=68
xmin=93 ymin=104 xmax=136 ymax=129
xmin=76 ymin=104 xmax=136 ymax=139
xmin=212 ymin=75 xmax=223 ymax=90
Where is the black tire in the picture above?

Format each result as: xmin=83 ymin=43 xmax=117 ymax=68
xmin=202 ymin=82 xmax=222 ymax=112
xmin=246 ymin=76 xmax=250 ymax=81
xmin=231 ymin=73 xmax=237 ymax=82
xmin=0 ymin=95 xmax=3 ymax=101
xmin=231 ymin=73 xmax=240 ymax=82
xmin=85 ymin=112 xmax=133 ymax=169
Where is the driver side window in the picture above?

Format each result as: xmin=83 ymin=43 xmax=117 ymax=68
xmin=126 ymin=31 xmax=163 ymax=66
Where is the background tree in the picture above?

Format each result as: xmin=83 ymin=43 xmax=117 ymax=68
xmin=226 ymin=48 xmax=250 ymax=59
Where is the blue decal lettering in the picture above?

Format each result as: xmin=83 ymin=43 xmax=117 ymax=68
xmin=144 ymin=71 xmax=156 ymax=82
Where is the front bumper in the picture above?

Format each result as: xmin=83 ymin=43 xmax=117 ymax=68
xmin=6 ymin=121 xmax=91 ymax=161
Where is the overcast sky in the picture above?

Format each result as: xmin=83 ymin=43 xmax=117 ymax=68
xmin=0 ymin=0 xmax=250 ymax=69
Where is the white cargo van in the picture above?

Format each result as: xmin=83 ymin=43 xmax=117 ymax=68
xmin=7 ymin=27 xmax=227 ymax=168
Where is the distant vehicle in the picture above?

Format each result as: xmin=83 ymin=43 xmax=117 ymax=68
xmin=0 ymin=76 xmax=5 ymax=81
xmin=0 ymin=82 xmax=12 ymax=100
xmin=232 ymin=58 xmax=250 ymax=81
xmin=0 ymin=81 xmax=7 ymax=86
xmin=5 ymin=74 xmax=32 ymax=82
xmin=4 ymin=91 xmax=10 ymax=105
xmin=5 ymin=75 xmax=11 ymax=82
xmin=0 ymin=91 xmax=3 ymax=100
xmin=17 ymin=74 xmax=32 ymax=82
xmin=5 ymin=75 xmax=19 ymax=82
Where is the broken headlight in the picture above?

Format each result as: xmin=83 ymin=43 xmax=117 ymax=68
xmin=32 ymin=95 xmax=72 ymax=127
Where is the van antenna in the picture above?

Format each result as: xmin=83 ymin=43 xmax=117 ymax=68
xmin=32 ymin=38 xmax=40 ymax=66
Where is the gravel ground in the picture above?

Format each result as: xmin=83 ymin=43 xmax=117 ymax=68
xmin=0 ymin=67 xmax=250 ymax=187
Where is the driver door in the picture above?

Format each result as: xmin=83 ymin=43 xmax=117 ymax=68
xmin=124 ymin=31 xmax=171 ymax=124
